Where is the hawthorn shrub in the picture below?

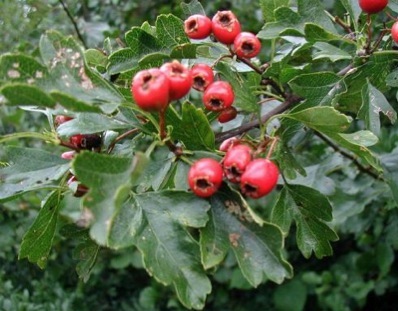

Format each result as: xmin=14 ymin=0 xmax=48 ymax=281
xmin=1 ymin=0 xmax=398 ymax=310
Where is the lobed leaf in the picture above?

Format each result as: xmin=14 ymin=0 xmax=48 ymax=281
xmin=272 ymin=185 xmax=338 ymax=258
xmin=201 ymin=189 xmax=293 ymax=286
xmin=0 ymin=146 xmax=69 ymax=201
xmin=19 ymin=191 xmax=63 ymax=268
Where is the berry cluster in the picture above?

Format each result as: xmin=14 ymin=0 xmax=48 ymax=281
xmin=131 ymin=58 xmax=238 ymax=122
xmin=184 ymin=11 xmax=261 ymax=59
xmin=188 ymin=138 xmax=279 ymax=199
xmin=55 ymin=115 xmax=102 ymax=197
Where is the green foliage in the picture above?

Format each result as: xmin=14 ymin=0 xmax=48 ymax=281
xmin=2 ymin=0 xmax=398 ymax=310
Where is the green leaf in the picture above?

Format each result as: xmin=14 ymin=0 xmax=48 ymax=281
xmin=289 ymin=72 xmax=346 ymax=107
xmin=0 ymin=53 xmax=48 ymax=85
xmin=19 ymin=191 xmax=62 ymax=269
xmin=273 ymin=279 xmax=307 ymax=311
xmin=85 ymin=49 xmax=108 ymax=68
xmin=1 ymin=83 xmax=56 ymax=107
xmin=167 ymin=102 xmax=215 ymax=151
xmin=334 ymin=131 xmax=382 ymax=172
xmin=358 ymin=81 xmax=397 ymax=136
xmin=312 ymin=42 xmax=352 ymax=62
xmin=283 ymin=106 xmax=352 ymax=134
xmin=201 ymin=189 xmax=293 ymax=286
xmin=272 ymin=185 xmax=338 ymax=258
xmin=72 ymin=152 xmax=147 ymax=245
xmin=111 ymin=191 xmax=211 ymax=310
xmin=60 ymin=225 xmax=100 ymax=282
xmin=181 ymin=0 xmax=206 ymax=17
xmin=57 ymin=113 xmax=131 ymax=137
xmin=340 ymin=0 xmax=361 ymax=31
xmin=381 ymin=147 xmax=398 ymax=205
xmin=259 ymin=0 xmax=289 ymax=22
xmin=134 ymin=147 xmax=175 ymax=192
xmin=281 ymin=107 xmax=382 ymax=172
xmin=305 ymin=24 xmax=350 ymax=43
xmin=258 ymin=0 xmax=336 ymax=39
xmin=0 ymin=146 xmax=69 ymax=201
xmin=338 ymin=130 xmax=379 ymax=147
xmin=386 ymin=69 xmax=398 ymax=87
xmin=339 ymin=51 xmax=398 ymax=112
xmin=155 ymin=14 xmax=190 ymax=48
xmin=39 ymin=30 xmax=123 ymax=113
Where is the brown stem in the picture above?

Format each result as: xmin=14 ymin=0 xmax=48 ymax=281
xmin=313 ymin=131 xmax=383 ymax=181
xmin=215 ymin=94 xmax=302 ymax=143
xmin=370 ymin=28 xmax=389 ymax=53
xmin=236 ymin=56 xmax=264 ymax=75
xmin=334 ymin=16 xmax=353 ymax=34
xmin=58 ymin=0 xmax=87 ymax=49
xmin=107 ymin=128 xmax=140 ymax=153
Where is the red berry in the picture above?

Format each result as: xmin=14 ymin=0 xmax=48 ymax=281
xmin=218 ymin=106 xmax=238 ymax=123
xmin=392 ymin=21 xmax=398 ymax=43
xmin=184 ymin=14 xmax=212 ymax=40
xmin=160 ymin=60 xmax=192 ymax=100
xmin=131 ymin=68 xmax=170 ymax=111
xmin=203 ymin=81 xmax=234 ymax=111
xmin=233 ymin=32 xmax=261 ymax=59
xmin=240 ymin=159 xmax=279 ymax=199
xmin=358 ymin=0 xmax=388 ymax=14
xmin=70 ymin=134 xmax=102 ymax=150
xmin=191 ymin=63 xmax=214 ymax=91
xmin=222 ymin=145 xmax=252 ymax=183
xmin=212 ymin=10 xmax=241 ymax=44
xmin=188 ymin=158 xmax=223 ymax=198
xmin=219 ymin=137 xmax=239 ymax=152
xmin=54 ymin=115 xmax=73 ymax=128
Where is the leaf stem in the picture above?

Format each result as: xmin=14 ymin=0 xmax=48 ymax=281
xmin=313 ymin=131 xmax=383 ymax=181
xmin=58 ymin=0 xmax=87 ymax=49
xmin=215 ymin=94 xmax=302 ymax=143
xmin=107 ymin=128 xmax=140 ymax=153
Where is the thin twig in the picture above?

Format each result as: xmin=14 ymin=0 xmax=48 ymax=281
xmin=107 ymin=128 xmax=140 ymax=153
xmin=313 ymin=131 xmax=383 ymax=181
xmin=334 ymin=16 xmax=353 ymax=34
xmin=58 ymin=0 xmax=88 ymax=49
xmin=215 ymin=94 xmax=302 ymax=143
xmin=370 ymin=28 xmax=389 ymax=53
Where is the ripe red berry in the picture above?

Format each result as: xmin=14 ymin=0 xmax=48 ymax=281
xmin=222 ymin=144 xmax=252 ymax=183
xmin=188 ymin=158 xmax=223 ymax=198
xmin=219 ymin=137 xmax=239 ymax=152
xmin=240 ymin=159 xmax=279 ymax=199
xmin=211 ymin=10 xmax=241 ymax=44
xmin=131 ymin=68 xmax=170 ymax=111
xmin=54 ymin=115 xmax=73 ymax=128
xmin=70 ymin=134 xmax=102 ymax=150
xmin=203 ymin=81 xmax=234 ymax=111
xmin=184 ymin=14 xmax=213 ymax=40
xmin=358 ymin=0 xmax=388 ymax=14
xmin=218 ymin=106 xmax=238 ymax=123
xmin=191 ymin=63 xmax=214 ymax=91
xmin=233 ymin=32 xmax=261 ymax=59
xmin=392 ymin=21 xmax=398 ymax=43
xmin=160 ymin=60 xmax=192 ymax=100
